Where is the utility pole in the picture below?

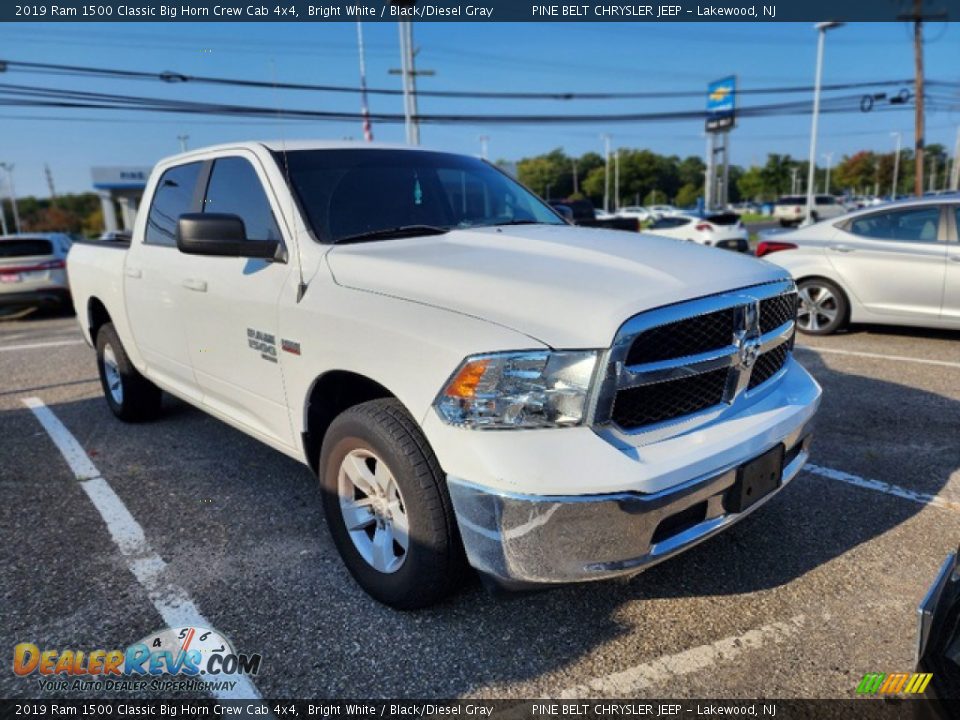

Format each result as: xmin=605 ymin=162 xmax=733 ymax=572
xmin=929 ymin=153 xmax=937 ymax=193
xmin=602 ymin=134 xmax=611 ymax=213
xmin=913 ymin=1 xmax=925 ymax=197
xmin=177 ymin=134 xmax=189 ymax=152
xmin=357 ymin=22 xmax=373 ymax=142
xmin=891 ymin=132 xmax=902 ymax=198
xmin=571 ymin=158 xmax=579 ymax=195
xmin=390 ymin=22 xmax=434 ymax=146
xmin=822 ymin=153 xmax=833 ymax=194
xmin=479 ymin=135 xmax=489 ymax=160
xmin=44 ymin=163 xmax=57 ymax=200
xmin=0 ymin=163 xmax=20 ymax=234
xmin=790 ymin=166 xmax=799 ymax=195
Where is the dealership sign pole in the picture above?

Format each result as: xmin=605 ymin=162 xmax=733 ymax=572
xmin=705 ymin=76 xmax=736 ymax=211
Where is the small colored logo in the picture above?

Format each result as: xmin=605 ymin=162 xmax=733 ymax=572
xmin=856 ymin=672 xmax=932 ymax=695
xmin=13 ymin=626 xmax=261 ymax=692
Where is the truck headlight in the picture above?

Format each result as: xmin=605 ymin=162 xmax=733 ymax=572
xmin=434 ymin=350 xmax=600 ymax=429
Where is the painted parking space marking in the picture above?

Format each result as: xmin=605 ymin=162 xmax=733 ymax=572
xmin=805 ymin=463 xmax=960 ymax=513
xmin=21 ymin=396 xmax=263 ymax=701
xmin=796 ymin=345 xmax=960 ymax=370
xmin=0 ymin=339 xmax=85 ymax=352
xmin=557 ymin=615 xmax=806 ymax=698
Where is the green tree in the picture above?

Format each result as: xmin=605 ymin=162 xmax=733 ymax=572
xmin=674 ymin=183 xmax=702 ymax=208
xmin=737 ymin=166 xmax=766 ymax=201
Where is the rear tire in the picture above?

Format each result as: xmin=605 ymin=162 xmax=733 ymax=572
xmin=797 ymin=278 xmax=848 ymax=335
xmin=96 ymin=322 xmax=162 ymax=422
xmin=319 ymin=398 xmax=467 ymax=609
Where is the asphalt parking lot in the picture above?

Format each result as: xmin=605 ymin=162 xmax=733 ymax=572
xmin=1 ymin=311 xmax=959 ymax=700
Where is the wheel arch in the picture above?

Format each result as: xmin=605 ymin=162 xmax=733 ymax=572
xmin=87 ymin=297 xmax=112 ymax=343
xmin=301 ymin=370 xmax=404 ymax=475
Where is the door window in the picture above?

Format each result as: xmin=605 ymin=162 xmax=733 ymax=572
xmin=203 ymin=157 xmax=282 ymax=242
xmin=848 ymin=206 xmax=941 ymax=243
xmin=145 ymin=162 xmax=203 ymax=246
xmin=650 ymin=217 xmax=690 ymax=229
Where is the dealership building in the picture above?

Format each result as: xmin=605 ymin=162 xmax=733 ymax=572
xmin=91 ymin=166 xmax=152 ymax=233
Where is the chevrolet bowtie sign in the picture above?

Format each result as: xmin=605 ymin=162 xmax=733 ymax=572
xmin=706 ymin=75 xmax=737 ymax=133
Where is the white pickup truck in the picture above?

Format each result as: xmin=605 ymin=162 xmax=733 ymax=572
xmin=68 ymin=141 xmax=821 ymax=609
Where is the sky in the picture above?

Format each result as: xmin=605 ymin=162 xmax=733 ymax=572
xmin=0 ymin=20 xmax=958 ymax=197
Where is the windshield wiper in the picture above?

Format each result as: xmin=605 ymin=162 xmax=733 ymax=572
xmin=487 ymin=220 xmax=546 ymax=227
xmin=335 ymin=225 xmax=450 ymax=244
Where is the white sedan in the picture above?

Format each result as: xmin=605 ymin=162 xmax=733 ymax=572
xmin=616 ymin=205 xmax=656 ymax=222
xmin=757 ymin=197 xmax=960 ymax=334
xmin=646 ymin=212 xmax=750 ymax=253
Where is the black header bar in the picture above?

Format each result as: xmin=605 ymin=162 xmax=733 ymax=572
xmin=3 ymin=0 xmax=959 ymax=23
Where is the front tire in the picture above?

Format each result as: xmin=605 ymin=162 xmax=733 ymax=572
xmin=96 ymin=323 xmax=162 ymax=421
xmin=319 ymin=399 xmax=466 ymax=609
xmin=797 ymin=278 xmax=848 ymax=335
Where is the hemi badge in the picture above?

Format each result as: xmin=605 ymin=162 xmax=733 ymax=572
xmin=281 ymin=339 xmax=301 ymax=356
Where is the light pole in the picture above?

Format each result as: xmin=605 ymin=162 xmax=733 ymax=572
xmin=177 ymin=135 xmax=189 ymax=153
xmin=804 ymin=21 xmax=844 ymax=225
xmin=891 ymin=132 xmax=902 ymax=199
xmin=614 ymin=149 xmax=620 ymax=212
xmin=602 ymin=134 xmax=611 ymax=213
xmin=571 ymin=158 xmax=579 ymax=195
xmin=0 ymin=163 xmax=21 ymax=234
xmin=822 ymin=152 xmax=833 ymax=194
xmin=479 ymin=135 xmax=489 ymax=160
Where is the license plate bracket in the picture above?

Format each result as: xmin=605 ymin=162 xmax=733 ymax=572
xmin=726 ymin=444 xmax=785 ymax=513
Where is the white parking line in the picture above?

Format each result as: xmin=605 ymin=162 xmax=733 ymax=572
xmin=805 ymin=463 xmax=960 ymax=513
xmin=557 ymin=615 xmax=806 ymax=698
xmin=21 ymin=396 xmax=263 ymax=701
xmin=0 ymin=339 xmax=85 ymax=352
xmin=796 ymin=345 xmax=960 ymax=370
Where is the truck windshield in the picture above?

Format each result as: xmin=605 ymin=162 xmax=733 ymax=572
xmin=274 ymin=149 xmax=564 ymax=243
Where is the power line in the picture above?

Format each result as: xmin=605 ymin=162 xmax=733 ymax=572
xmin=1 ymin=58 xmax=948 ymax=102
xmin=0 ymin=82 xmax=932 ymax=127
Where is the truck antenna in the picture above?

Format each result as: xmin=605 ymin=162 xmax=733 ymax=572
xmin=270 ymin=59 xmax=308 ymax=302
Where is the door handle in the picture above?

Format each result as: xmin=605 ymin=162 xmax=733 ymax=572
xmin=125 ymin=267 xmax=142 ymax=279
xmin=182 ymin=278 xmax=208 ymax=292
xmin=830 ymin=244 xmax=855 ymax=253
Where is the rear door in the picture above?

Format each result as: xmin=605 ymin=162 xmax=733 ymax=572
xmin=827 ymin=204 xmax=947 ymax=320
xmin=177 ymin=153 xmax=296 ymax=446
xmin=123 ymin=161 xmax=204 ymax=401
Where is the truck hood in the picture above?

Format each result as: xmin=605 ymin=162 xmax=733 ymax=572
xmin=326 ymin=225 xmax=788 ymax=348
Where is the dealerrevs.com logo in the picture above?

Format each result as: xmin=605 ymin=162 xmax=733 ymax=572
xmin=13 ymin=626 xmax=262 ymax=693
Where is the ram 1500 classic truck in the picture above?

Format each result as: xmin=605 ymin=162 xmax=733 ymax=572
xmin=68 ymin=142 xmax=821 ymax=609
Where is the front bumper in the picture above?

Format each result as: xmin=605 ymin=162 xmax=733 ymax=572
xmin=449 ymin=425 xmax=812 ymax=589
xmin=442 ymin=349 xmax=821 ymax=589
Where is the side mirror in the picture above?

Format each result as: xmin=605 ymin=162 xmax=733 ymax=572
xmin=176 ymin=213 xmax=281 ymax=260
xmin=554 ymin=205 xmax=574 ymax=223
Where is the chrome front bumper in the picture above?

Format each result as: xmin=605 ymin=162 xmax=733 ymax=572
xmin=448 ymin=422 xmax=813 ymax=589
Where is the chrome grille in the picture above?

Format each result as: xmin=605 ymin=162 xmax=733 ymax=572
xmin=625 ymin=308 xmax=735 ymax=365
xmin=611 ymin=368 xmax=729 ymax=429
xmin=592 ymin=280 xmax=797 ymax=444
xmin=748 ymin=344 xmax=789 ymax=390
xmin=759 ymin=293 xmax=798 ymax=334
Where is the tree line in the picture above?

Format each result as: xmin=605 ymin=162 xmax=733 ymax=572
xmin=515 ymin=145 xmax=955 ymax=209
